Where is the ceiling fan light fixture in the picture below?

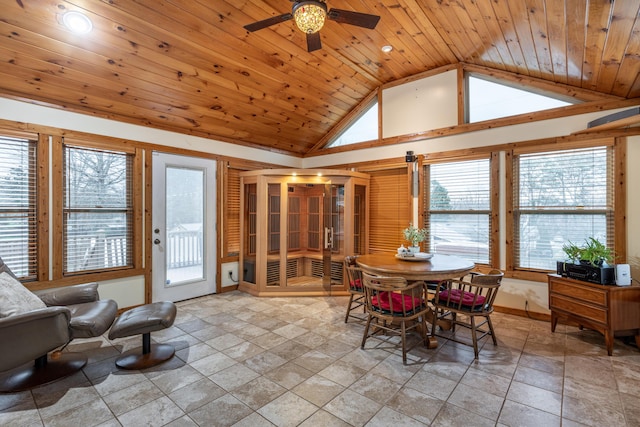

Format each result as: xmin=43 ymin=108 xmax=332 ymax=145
xmin=293 ymin=1 xmax=327 ymax=34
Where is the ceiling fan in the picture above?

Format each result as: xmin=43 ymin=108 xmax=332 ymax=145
xmin=243 ymin=0 xmax=381 ymax=52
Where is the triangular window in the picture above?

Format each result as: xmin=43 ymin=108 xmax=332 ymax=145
xmin=467 ymin=75 xmax=575 ymax=123
xmin=327 ymin=101 xmax=378 ymax=148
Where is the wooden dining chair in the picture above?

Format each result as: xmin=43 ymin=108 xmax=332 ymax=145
xmin=430 ymin=270 xmax=503 ymax=358
xmin=361 ymin=272 xmax=434 ymax=364
xmin=344 ymin=256 xmax=366 ymax=323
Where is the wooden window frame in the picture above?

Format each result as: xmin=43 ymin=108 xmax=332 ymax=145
xmin=51 ymin=137 xmax=143 ymax=281
xmin=506 ymin=137 xmax=626 ymax=282
xmin=422 ymin=153 xmax=499 ymax=268
xmin=0 ymin=131 xmax=41 ymax=281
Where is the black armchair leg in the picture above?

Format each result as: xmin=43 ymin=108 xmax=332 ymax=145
xmin=0 ymin=352 xmax=87 ymax=393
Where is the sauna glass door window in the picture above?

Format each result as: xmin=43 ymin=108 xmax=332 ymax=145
xmin=353 ymin=184 xmax=366 ymax=255
xmin=243 ymin=182 xmax=257 ymax=285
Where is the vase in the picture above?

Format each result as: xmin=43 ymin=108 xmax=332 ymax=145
xmin=408 ymin=245 xmax=420 ymax=254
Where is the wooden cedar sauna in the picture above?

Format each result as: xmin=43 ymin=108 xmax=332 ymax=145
xmin=239 ymin=169 xmax=369 ymax=296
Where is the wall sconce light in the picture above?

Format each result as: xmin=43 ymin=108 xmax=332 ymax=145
xmin=405 ymin=151 xmax=416 ymax=163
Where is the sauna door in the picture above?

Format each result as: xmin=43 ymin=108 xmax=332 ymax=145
xmin=322 ymin=182 xmax=333 ymax=289
xmin=285 ymin=182 xmax=344 ymax=291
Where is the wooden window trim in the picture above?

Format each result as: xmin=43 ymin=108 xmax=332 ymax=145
xmin=51 ymin=137 xmax=143 ymax=280
xmin=505 ymin=137 xmax=626 ymax=282
xmin=422 ymin=153 xmax=498 ymax=268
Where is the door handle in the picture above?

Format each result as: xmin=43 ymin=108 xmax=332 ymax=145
xmin=324 ymin=227 xmax=334 ymax=249
xmin=154 ymin=239 xmax=161 ymax=245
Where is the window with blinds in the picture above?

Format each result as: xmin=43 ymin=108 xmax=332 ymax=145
xmin=224 ymin=167 xmax=241 ymax=256
xmin=63 ymin=145 xmax=133 ymax=273
xmin=0 ymin=136 xmax=37 ymax=279
xmin=513 ymin=146 xmax=614 ymax=270
xmin=425 ymin=159 xmax=491 ymax=264
xmin=368 ymin=168 xmax=410 ymax=252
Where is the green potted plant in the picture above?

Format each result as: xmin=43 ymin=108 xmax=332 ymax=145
xmin=579 ymin=237 xmax=613 ymax=266
xmin=403 ymin=223 xmax=428 ymax=252
xmin=562 ymin=237 xmax=613 ymax=266
xmin=558 ymin=237 xmax=615 ymax=284
xmin=561 ymin=241 xmax=581 ymax=263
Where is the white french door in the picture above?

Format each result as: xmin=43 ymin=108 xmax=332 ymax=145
xmin=152 ymin=152 xmax=216 ymax=302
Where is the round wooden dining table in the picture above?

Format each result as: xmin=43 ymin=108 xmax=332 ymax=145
xmin=355 ymin=252 xmax=475 ymax=282
xmin=356 ymin=252 xmax=475 ymax=350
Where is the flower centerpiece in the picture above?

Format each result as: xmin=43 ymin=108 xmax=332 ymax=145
xmin=403 ymin=223 xmax=428 ymax=253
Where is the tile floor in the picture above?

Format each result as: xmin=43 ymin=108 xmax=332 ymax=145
xmin=2 ymin=290 xmax=640 ymax=426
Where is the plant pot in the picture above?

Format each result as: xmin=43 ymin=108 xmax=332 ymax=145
xmin=408 ymin=246 xmax=420 ymax=254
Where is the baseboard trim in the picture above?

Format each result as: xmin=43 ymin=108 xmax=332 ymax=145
xmin=494 ymin=305 xmax=550 ymax=322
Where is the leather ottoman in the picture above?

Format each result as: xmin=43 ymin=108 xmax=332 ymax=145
xmin=108 ymin=301 xmax=177 ymax=369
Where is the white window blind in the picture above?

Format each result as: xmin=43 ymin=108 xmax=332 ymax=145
xmin=0 ymin=136 xmax=37 ymax=279
xmin=426 ymin=159 xmax=491 ymax=264
xmin=63 ymin=145 xmax=133 ymax=273
xmin=514 ymin=146 xmax=614 ymax=270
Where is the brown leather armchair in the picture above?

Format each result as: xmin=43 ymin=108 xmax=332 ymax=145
xmin=0 ymin=258 xmax=118 ymax=392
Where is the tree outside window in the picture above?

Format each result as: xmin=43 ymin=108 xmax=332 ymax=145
xmin=514 ymin=146 xmax=613 ymax=270
xmin=64 ymin=146 xmax=133 ymax=273
xmin=426 ymin=159 xmax=491 ymax=265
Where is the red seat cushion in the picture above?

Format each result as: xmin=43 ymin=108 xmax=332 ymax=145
xmin=372 ymin=291 xmax=424 ymax=313
xmin=439 ymin=289 xmax=486 ymax=307
xmin=350 ymin=278 xmax=362 ymax=289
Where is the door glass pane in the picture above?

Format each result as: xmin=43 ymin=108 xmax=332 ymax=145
xmin=331 ymin=185 xmax=344 ymax=254
xmin=243 ymin=183 xmax=257 ymax=285
xmin=329 ymin=184 xmax=345 ymax=287
xmin=166 ymin=167 xmax=204 ymax=285
xmin=354 ymin=184 xmax=366 ymax=255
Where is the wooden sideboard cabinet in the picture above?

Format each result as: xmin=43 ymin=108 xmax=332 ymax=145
xmin=548 ymin=274 xmax=640 ymax=355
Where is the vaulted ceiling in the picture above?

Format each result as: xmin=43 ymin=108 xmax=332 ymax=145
xmin=2 ymin=0 xmax=640 ymax=156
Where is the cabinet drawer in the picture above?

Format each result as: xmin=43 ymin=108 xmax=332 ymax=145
xmin=550 ymin=294 xmax=607 ymax=325
xmin=549 ymin=281 xmax=606 ymax=306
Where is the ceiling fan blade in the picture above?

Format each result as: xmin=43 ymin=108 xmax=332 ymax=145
xmin=243 ymin=13 xmax=293 ymax=32
xmin=306 ymin=32 xmax=322 ymax=52
xmin=327 ymin=9 xmax=380 ymax=29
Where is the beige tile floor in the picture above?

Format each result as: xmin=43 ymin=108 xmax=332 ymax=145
xmin=2 ymin=290 xmax=640 ymax=426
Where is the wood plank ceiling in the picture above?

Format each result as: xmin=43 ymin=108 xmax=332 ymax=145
xmin=1 ymin=0 xmax=640 ymax=156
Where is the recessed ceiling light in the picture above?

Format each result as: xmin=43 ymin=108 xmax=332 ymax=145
xmin=381 ymin=45 xmax=393 ymax=53
xmin=62 ymin=11 xmax=93 ymax=34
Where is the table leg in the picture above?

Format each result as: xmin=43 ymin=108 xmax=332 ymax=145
xmin=605 ymin=331 xmax=614 ymax=356
xmin=426 ymin=306 xmax=452 ymax=330
xmin=550 ymin=312 xmax=558 ymax=332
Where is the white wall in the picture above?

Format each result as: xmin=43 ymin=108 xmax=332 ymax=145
xmin=382 ymin=70 xmax=458 ymax=138
xmin=303 ymin=107 xmax=634 ymax=169
xmin=97 ymin=276 xmax=145 ymax=308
